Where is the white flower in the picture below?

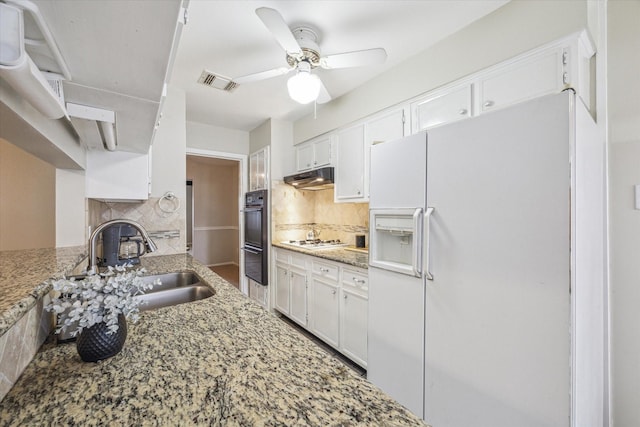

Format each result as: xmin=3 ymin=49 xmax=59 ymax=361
xmin=46 ymin=265 xmax=158 ymax=336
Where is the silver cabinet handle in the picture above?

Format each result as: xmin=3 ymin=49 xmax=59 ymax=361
xmin=331 ymin=289 xmax=336 ymax=295
xmin=459 ymin=108 xmax=468 ymax=115
xmin=343 ymin=294 xmax=347 ymax=299
xmin=483 ymin=100 xmax=494 ymax=108
xmin=353 ymin=277 xmax=366 ymax=284
xmin=320 ymin=267 xmax=330 ymax=273
xmin=424 ymin=207 xmax=435 ymax=281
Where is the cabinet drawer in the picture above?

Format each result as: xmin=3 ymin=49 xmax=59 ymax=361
xmin=290 ymin=253 xmax=308 ymax=269
xmin=312 ymin=260 xmax=339 ymax=282
xmin=342 ymin=268 xmax=368 ymax=293
xmin=274 ymin=248 xmax=290 ymax=263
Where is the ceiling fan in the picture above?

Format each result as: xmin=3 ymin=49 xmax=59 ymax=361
xmin=233 ymin=7 xmax=388 ymax=104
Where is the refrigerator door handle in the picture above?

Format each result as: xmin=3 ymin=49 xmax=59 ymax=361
xmin=424 ymin=207 xmax=435 ymax=280
xmin=412 ymin=208 xmax=424 ymax=277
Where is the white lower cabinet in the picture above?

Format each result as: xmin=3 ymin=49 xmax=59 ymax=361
xmin=274 ymin=263 xmax=291 ymax=315
xmin=272 ymin=248 xmax=368 ymax=367
xmin=274 ymin=254 xmax=308 ymax=327
xmin=310 ymin=277 xmax=340 ymax=348
xmin=340 ymin=269 xmax=368 ymax=367
xmin=248 ymin=279 xmax=268 ymax=309
xmin=289 ymin=268 xmax=307 ymax=326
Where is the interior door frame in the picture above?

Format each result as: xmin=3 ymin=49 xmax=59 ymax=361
xmin=186 ymin=148 xmax=249 ymax=295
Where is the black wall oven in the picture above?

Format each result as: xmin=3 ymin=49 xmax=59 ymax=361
xmin=242 ymin=190 xmax=268 ymax=285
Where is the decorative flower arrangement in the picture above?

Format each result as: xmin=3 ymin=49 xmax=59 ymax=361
xmin=47 ymin=264 xmax=159 ymax=337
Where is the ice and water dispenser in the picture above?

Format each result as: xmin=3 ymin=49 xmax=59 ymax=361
xmin=369 ymin=208 xmax=422 ymax=277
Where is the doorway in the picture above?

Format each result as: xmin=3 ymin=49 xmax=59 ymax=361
xmin=186 ymin=150 xmax=247 ymax=291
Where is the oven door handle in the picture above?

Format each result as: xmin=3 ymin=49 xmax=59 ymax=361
xmin=241 ymin=246 xmax=261 ymax=255
xmin=242 ymin=208 xmax=262 ymax=212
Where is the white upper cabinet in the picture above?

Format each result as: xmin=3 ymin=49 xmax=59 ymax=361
xmin=335 ymin=124 xmax=366 ymax=201
xmin=335 ymin=107 xmax=407 ymax=203
xmin=85 ymin=149 xmax=151 ymax=201
xmin=477 ymin=48 xmax=565 ymax=114
xmin=249 ymin=147 xmax=269 ymax=191
xmin=296 ymin=134 xmax=333 ymax=172
xmin=411 ymin=84 xmax=472 ymax=132
xmin=476 ymin=31 xmax=594 ymax=114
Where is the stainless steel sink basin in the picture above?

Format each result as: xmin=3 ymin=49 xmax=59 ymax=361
xmin=136 ymin=285 xmax=214 ymax=311
xmin=135 ymin=271 xmax=214 ymax=311
xmin=140 ymin=272 xmax=201 ymax=291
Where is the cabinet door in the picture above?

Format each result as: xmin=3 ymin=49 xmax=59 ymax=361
xmin=289 ymin=268 xmax=308 ymax=326
xmin=296 ymin=143 xmax=314 ymax=171
xmin=340 ymin=288 xmax=368 ymax=367
xmin=274 ymin=263 xmax=290 ymax=315
xmin=313 ymin=137 xmax=332 ymax=168
xmin=478 ymin=48 xmax=564 ymax=114
xmin=249 ymin=280 xmax=268 ymax=309
xmin=310 ymin=277 xmax=340 ymax=348
xmin=335 ymin=124 xmax=365 ymax=201
xmin=411 ymin=85 xmax=471 ymax=132
xmin=86 ymin=150 xmax=150 ymax=201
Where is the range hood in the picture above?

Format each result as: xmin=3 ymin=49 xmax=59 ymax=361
xmin=284 ymin=167 xmax=334 ymax=190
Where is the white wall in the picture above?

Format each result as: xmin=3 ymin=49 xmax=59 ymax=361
xmin=55 ymin=168 xmax=85 ymax=247
xmin=293 ymin=0 xmax=588 ymax=143
xmin=608 ymin=1 xmax=640 ymax=425
xmin=187 ymin=121 xmax=250 ymax=155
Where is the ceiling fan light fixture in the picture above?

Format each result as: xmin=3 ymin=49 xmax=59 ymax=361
xmin=287 ymin=62 xmax=321 ymax=104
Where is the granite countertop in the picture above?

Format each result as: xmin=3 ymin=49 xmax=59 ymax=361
xmin=272 ymin=243 xmax=369 ymax=270
xmin=0 ymin=254 xmax=426 ymax=426
xmin=0 ymin=246 xmax=87 ymax=336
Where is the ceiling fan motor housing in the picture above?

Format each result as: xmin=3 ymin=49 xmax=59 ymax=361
xmin=287 ymin=27 xmax=320 ymax=67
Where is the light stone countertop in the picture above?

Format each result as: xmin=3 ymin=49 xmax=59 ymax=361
xmin=0 ymin=254 xmax=427 ymax=426
xmin=0 ymin=246 xmax=87 ymax=336
xmin=272 ymin=243 xmax=369 ymax=269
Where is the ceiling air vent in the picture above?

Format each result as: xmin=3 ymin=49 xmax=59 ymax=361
xmin=197 ymin=70 xmax=237 ymax=92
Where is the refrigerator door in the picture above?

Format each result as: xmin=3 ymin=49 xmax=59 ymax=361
xmin=367 ymin=266 xmax=425 ymax=417
xmin=369 ymin=131 xmax=427 ymax=209
xmin=424 ymin=93 xmax=571 ymax=426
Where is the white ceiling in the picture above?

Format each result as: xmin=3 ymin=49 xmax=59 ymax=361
xmin=172 ymin=0 xmax=510 ymax=132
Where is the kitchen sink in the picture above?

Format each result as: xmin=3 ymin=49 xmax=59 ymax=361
xmin=136 ymin=284 xmax=214 ymax=311
xmin=135 ymin=271 xmax=214 ymax=311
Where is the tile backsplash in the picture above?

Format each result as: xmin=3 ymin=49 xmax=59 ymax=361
xmin=271 ymin=181 xmax=369 ymax=246
xmin=88 ymin=198 xmax=186 ymax=255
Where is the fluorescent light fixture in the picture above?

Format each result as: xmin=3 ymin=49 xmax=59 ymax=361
xmin=287 ymin=61 xmax=321 ymax=104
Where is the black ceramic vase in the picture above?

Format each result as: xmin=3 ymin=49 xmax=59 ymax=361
xmin=76 ymin=314 xmax=128 ymax=362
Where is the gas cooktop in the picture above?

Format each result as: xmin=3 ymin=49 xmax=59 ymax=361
xmin=281 ymin=239 xmax=348 ymax=250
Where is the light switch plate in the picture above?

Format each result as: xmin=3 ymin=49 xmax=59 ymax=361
xmin=636 ymin=185 xmax=640 ymax=210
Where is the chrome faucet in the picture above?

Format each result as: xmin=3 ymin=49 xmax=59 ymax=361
xmin=87 ymin=219 xmax=158 ymax=274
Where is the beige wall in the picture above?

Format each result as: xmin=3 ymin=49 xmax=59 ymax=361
xmin=187 ymin=156 xmax=239 ymax=266
xmin=0 ymin=139 xmax=55 ymax=250
xmin=608 ymin=1 xmax=640 ymax=425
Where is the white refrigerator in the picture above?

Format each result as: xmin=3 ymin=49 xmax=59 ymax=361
xmin=367 ymin=92 xmax=605 ymax=427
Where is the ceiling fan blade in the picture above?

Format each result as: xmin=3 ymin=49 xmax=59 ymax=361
xmin=234 ymin=67 xmax=292 ymax=85
xmin=316 ymin=79 xmax=332 ymax=104
xmin=255 ymin=7 xmax=301 ymax=55
xmin=320 ymin=48 xmax=387 ymax=69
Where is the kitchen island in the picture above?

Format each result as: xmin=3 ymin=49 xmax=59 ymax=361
xmin=0 ymin=254 xmax=426 ymax=426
